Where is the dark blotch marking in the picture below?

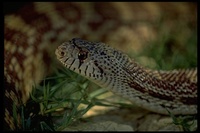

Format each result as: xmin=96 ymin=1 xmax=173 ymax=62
xmin=94 ymin=60 xmax=104 ymax=74
xmin=54 ymin=3 xmax=82 ymax=23
xmin=69 ymin=59 xmax=75 ymax=69
xmin=180 ymin=97 xmax=197 ymax=105
xmin=127 ymin=81 xmax=175 ymax=102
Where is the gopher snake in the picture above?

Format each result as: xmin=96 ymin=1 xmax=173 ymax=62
xmin=4 ymin=2 xmax=197 ymax=130
xmin=55 ymin=38 xmax=197 ymax=115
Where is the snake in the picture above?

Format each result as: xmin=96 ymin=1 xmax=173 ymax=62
xmin=55 ymin=38 xmax=197 ymax=115
xmin=4 ymin=2 xmax=197 ymax=130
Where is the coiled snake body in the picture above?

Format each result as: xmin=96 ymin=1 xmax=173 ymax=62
xmin=4 ymin=2 xmax=197 ymax=130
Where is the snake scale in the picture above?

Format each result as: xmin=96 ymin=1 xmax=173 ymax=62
xmin=4 ymin=2 xmax=197 ymax=130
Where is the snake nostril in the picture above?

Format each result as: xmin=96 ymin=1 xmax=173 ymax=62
xmin=60 ymin=51 xmax=65 ymax=56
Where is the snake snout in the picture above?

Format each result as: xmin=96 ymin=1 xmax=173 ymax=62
xmin=55 ymin=45 xmax=67 ymax=59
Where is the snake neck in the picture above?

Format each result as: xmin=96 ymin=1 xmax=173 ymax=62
xmin=92 ymin=57 xmax=197 ymax=114
xmin=127 ymin=61 xmax=196 ymax=101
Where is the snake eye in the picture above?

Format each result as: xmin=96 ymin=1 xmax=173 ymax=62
xmin=78 ymin=50 xmax=88 ymax=61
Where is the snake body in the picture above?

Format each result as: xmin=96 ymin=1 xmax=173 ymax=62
xmin=55 ymin=38 xmax=197 ymax=115
xmin=4 ymin=2 xmax=197 ymax=130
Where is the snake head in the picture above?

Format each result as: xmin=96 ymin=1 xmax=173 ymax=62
xmin=55 ymin=38 xmax=131 ymax=83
